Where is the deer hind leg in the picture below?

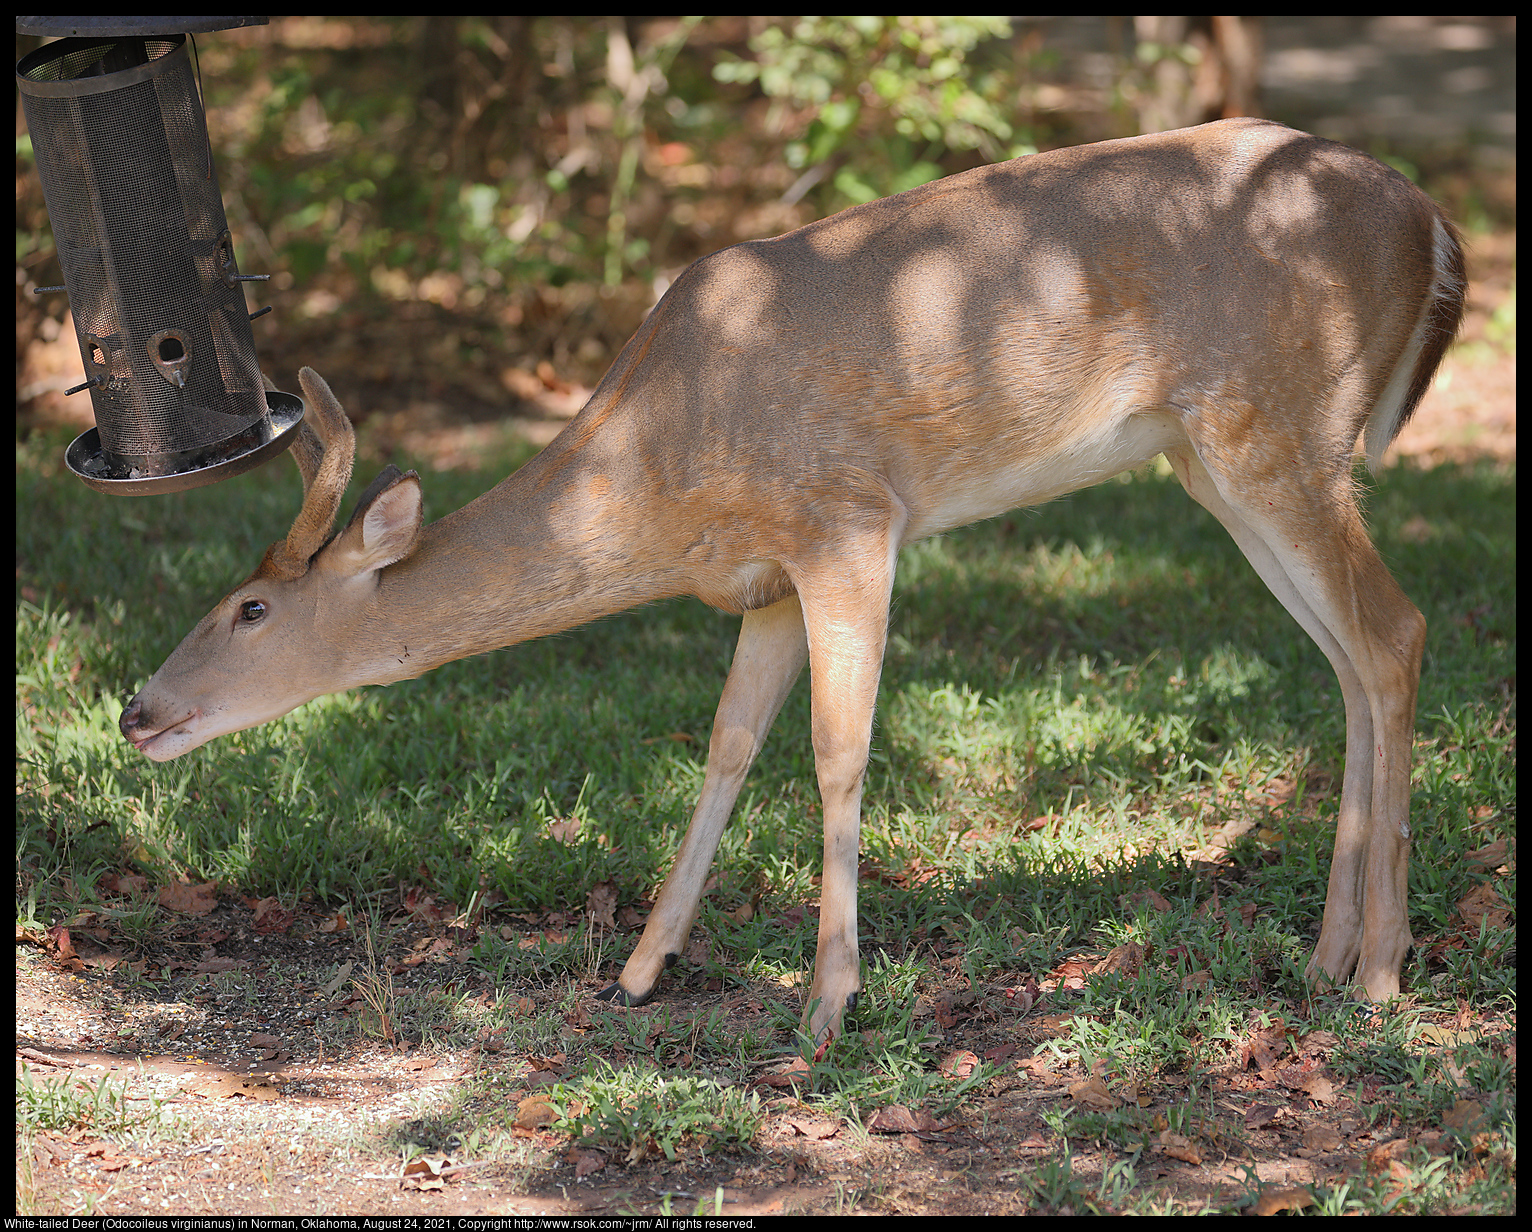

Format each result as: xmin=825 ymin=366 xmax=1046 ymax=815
xmin=598 ymin=593 xmax=807 ymax=1008
xmin=1166 ymin=443 xmax=1423 ymax=1001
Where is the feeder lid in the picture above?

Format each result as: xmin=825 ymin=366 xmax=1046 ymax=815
xmin=16 ymin=18 xmax=268 ymax=38
xmin=66 ymin=389 xmax=304 ymax=496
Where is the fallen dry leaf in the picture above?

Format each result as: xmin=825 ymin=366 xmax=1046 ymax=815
xmin=183 ymin=1072 xmax=280 ymax=1102
xmin=1456 ymin=882 xmax=1511 ymax=931
xmin=586 ymin=881 xmax=618 ymax=929
xmin=1068 ymin=1076 xmax=1121 ymax=1111
xmin=783 ymin=1115 xmax=842 ymax=1140
xmin=158 ymin=879 xmax=219 ymax=916
xmin=104 ymin=871 xmax=150 ymax=896
xmin=1245 ymin=1103 xmax=1282 ymax=1129
xmin=1442 ymin=1098 xmax=1488 ymax=1136
xmin=1243 ymin=1021 xmax=1292 ymax=1072
xmin=47 ymin=925 xmax=78 ymax=962
xmin=1094 ymin=941 xmax=1145 ymax=976
xmin=1296 ymin=1028 xmax=1341 ymax=1056
xmin=867 ymin=1104 xmax=945 ymax=1134
xmin=934 ymin=988 xmax=979 ymax=1028
xmin=1301 ymin=1072 xmax=1338 ymax=1105
xmin=33 ymin=1137 xmax=65 ymax=1169
xmin=750 ymin=1056 xmax=811 ymax=1090
xmin=1251 ymin=1186 xmax=1315 ymax=1215
xmin=547 ymin=817 xmax=582 ymax=844
xmin=939 ymin=1049 xmax=981 ymax=1079
xmin=1417 ymin=1023 xmax=1479 ymax=1047
xmin=1464 ymin=838 xmax=1509 ymax=871
xmin=1120 ymin=888 xmax=1173 ymax=913
xmin=1015 ymin=1055 xmax=1060 ymax=1081
xmin=251 ymin=897 xmax=295 ymax=934
xmin=1003 ymin=976 xmax=1042 ymax=1013
xmin=317 ymin=910 xmax=349 ymax=934
xmin=514 ymin=1096 xmax=558 ymax=1130
xmin=1365 ymin=1137 xmax=1412 ymax=1172
xmin=193 ymin=956 xmax=247 ymax=974
xmin=1051 ymin=958 xmax=1094 ymax=988
xmin=1158 ymin=1129 xmax=1202 ymax=1165
xmin=639 ymin=730 xmax=693 ymax=745
xmin=401 ymin=1153 xmax=452 ymax=1191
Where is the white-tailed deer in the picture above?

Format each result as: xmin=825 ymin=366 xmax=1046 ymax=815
xmin=122 ymin=119 xmax=1463 ymax=1047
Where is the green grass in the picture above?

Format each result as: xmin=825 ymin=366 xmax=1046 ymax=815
xmin=16 ymin=1065 xmax=168 ymax=1135
xmin=15 ymin=424 xmax=1516 ymax=1213
xmin=551 ymin=1062 xmax=765 ymax=1163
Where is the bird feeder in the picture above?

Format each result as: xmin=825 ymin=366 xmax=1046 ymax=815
xmin=17 ymin=17 xmax=302 ymax=494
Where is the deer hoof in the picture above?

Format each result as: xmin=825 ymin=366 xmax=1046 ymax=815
xmin=594 ymin=981 xmax=652 ymax=1007
xmin=804 ymin=988 xmax=861 ymax=1054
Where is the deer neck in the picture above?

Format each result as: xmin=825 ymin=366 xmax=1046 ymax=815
xmin=356 ymin=439 xmax=683 ymax=683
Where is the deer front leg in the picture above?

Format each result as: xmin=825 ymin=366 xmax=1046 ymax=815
xmin=797 ymin=517 xmax=903 ymax=1050
xmin=597 ymin=594 xmax=807 ymax=1007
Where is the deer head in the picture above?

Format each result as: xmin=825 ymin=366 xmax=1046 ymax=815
xmin=120 ymin=368 xmax=424 ymax=760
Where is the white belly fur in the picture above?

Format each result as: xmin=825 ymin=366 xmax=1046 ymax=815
xmin=908 ymin=410 xmax=1186 ymax=543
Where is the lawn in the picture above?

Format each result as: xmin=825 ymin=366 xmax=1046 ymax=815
xmin=16 ymin=420 xmax=1516 ymax=1215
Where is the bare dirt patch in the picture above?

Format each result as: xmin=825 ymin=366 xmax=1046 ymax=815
xmin=16 ymin=863 xmax=1515 ymax=1218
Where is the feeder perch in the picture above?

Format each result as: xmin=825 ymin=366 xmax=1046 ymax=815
xmin=17 ymin=17 xmax=303 ymax=494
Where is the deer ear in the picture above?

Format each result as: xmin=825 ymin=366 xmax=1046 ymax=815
xmin=331 ymin=469 xmax=423 ymax=575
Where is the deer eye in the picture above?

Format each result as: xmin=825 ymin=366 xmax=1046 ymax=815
xmin=239 ymin=600 xmax=267 ymax=623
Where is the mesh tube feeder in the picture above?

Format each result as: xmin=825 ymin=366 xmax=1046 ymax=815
xmin=17 ymin=18 xmax=303 ymax=494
